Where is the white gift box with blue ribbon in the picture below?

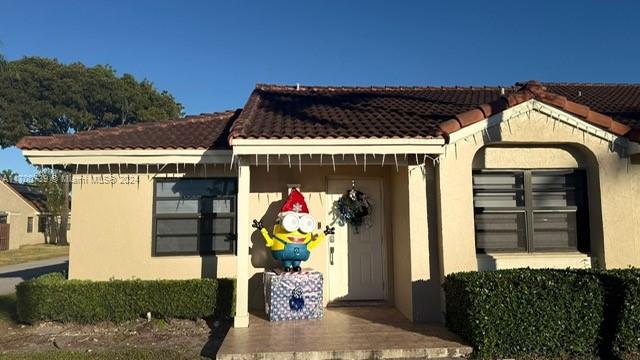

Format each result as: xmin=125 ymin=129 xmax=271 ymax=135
xmin=264 ymin=270 xmax=323 ymax=321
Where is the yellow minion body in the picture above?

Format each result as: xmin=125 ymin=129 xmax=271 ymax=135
xmin=260 ymin=223 xmax=324 ymax=251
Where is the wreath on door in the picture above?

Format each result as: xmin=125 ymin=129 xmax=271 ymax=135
xmin=336 ymin=182 xmax=371 ymax=233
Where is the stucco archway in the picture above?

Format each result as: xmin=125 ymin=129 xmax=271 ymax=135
xmin=471 ymin=142 xmax=604 ymax=267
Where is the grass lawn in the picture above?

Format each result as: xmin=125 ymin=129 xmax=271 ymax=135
xmin=0 ymin=349 xmax=199 ymax=359
xmin=0 ymin=293 xmax=226 ymax=359
xmin=0 ymin=244 xmax=69 ymax=267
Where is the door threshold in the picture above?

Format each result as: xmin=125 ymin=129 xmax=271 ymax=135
xmin=327 ymin=300 xmax=387 ymax=307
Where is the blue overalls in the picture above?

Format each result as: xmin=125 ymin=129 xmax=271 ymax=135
xmin=271 ymin=236 xmax=311 ymax=269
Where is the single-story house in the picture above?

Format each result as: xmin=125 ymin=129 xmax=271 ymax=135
xmin=0 ymin=180 xmax=56 ymax=250
xmin=16 ymin=81 xmax=640 ymax=327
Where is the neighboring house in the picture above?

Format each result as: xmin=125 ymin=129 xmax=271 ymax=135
xmin=0 ymin=181 xmax=53 ymax=250
xmin=16 ymin=81 xmax=640 ymax=328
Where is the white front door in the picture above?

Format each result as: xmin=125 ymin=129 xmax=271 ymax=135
xmin=326 ymin=178 xmax=385 ymax=301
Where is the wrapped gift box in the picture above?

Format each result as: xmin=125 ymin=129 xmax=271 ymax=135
xmin=264 ymin=270 xmax=323 ymax=321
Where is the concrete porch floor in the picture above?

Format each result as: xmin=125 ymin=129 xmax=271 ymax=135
xmin=217 ymin=306 xmax=472 ymax=360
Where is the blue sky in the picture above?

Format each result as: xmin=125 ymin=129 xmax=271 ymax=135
xmin=1 ymin=0 xmax=640 ymax=176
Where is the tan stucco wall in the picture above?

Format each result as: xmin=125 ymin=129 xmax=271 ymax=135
xmin=389 ymin=163 xmax=441 ymax=322
xmin=437 ymin=107 xmax=640 ymax=277
xmin=0 ymin=182 xmax=45 ymax=249
xmin=62 ymin=102 xmax=640 ymax=324
xmin=68 ymin=163 xmax=425 ymax=318
xmin=389 ymin=167 xmax=412 ymax=319
xmin=477 ymin=253 xmax=592 ymax=271
xmin=68 ymin=168 xmax=238 ymax=280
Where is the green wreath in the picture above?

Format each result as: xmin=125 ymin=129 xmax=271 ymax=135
xmin=337 ymin=188 xmax=371 ymax=232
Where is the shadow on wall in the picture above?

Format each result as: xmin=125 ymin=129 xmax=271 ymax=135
xmin=201 ymin=256 xmax=218 ymax=278
xmin=414 ymin=162 xmax=444 ymax=323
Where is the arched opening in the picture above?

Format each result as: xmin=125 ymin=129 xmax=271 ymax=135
xmin=471 ymin=143 xmax=604 ymax=269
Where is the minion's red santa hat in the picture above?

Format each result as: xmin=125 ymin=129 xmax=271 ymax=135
xmin=278 ymin=189 xmax=317 ymax=233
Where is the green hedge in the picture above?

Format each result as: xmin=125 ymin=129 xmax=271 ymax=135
xmin=444 ymin=268 xmax=640 ymax=359
xmin=597 ymin=269 xmax=640 ymax=360
xmin=16 ymin=273 xmax=235 ymax=324
xmin=444 ymin=269 xmax=605 ymax=359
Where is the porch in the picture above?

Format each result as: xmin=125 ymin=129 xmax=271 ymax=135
xmin=217 ymin=306 xmax=472 ymax=360
xmin=233 ymin=151 xmax=444 ymax=328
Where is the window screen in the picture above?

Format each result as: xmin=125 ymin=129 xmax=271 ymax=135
xmin=153 ymin=178 xmax=237 ymax=256
xmin=473 ymin=169 xmax=589 ymax=253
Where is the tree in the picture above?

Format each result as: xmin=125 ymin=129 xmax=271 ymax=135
xmin=0 ymin=53 xmax=6 ymax=73
xmin=0 ymin=56 xmax=184 ymax=244
xmin=32 ymin=169 xmax=69 ymax=245
xmin=0 ymin=169 xmax=18 ymax=182
xmin=0 ymin=44 xmax=7 ymax=72
xmin=0 ymin=57 xmax=184 ymax=148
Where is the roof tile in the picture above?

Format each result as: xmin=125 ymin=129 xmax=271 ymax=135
xmin=564 ymin=101 xmax=591 ymax=119
xmin=456 ymin=109 xmax=486 ymax=127
xmin=17 ymin=111 xmax=240 ymax=151
xmin=607 ymin=120 xmax=631 ymax=136
xmin=586 ymin=110 xmax=613 ymax=129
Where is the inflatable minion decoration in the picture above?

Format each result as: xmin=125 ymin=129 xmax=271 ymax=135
xmin=252 ymin=188 xmax=334 ymax=272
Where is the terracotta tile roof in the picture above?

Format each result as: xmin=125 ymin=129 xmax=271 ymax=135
xmin=544 ymin=83 xmax=640 ymax=128
xmin=439 ymin=81 xmax=640 ymax=141
xmin=16 ymin=82 xmax=640 ymax=151
xmin=4 ymin=182 xmax=48 ymax=213
xmin=16 ymin=111 xmax=240 ymax=151
xmin=229 ymin=84 xmax=515 ymax=141
xmin=229 ymin=82 xmax=640 ymax=143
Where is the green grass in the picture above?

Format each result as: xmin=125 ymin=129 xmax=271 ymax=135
xmin=0 ymin=244 xmax=69 ymax=267
xmin=0 ymin=349 xmax=199 ymax=360
xmin=0 ymin=293 xmax=17 ymax=325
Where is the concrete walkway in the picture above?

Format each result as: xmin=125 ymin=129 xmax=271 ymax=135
xmin=217 ymin=306 xmax=472 ymax=360
xmin=0 ymin=256 xmax=68 ymax=295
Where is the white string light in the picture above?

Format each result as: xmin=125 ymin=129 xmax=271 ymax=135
xmin=445 ymin=103 xmax=631 ymax=158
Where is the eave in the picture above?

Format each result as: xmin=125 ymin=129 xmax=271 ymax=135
xmin=22 ymin=149 xmax=233 ymax=166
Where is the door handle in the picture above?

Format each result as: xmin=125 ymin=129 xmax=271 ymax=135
xmin=330 ymin=247 xmax=334 ymax=265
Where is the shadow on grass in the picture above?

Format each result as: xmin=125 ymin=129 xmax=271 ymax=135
xmin=0 ymin=292 xmax=18 ymax=324
xmin=200 ymin=317 xmax=232 ymax=359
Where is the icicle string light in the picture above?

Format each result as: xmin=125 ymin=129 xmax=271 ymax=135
xmin=441 ymin=101 xmax=632 ymax=159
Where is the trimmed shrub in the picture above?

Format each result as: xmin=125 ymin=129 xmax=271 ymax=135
xmin=444 ymin=269 xmax=604 ymax=359
xmin=597 ymin=269 xmax=640 ymax=360
xmin=16 ymin=273 xmax=235 ymax=324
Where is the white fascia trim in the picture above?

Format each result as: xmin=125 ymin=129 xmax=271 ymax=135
xmin=231 ymin=138 xmax=446 ymax=156
xmin=448 ymin=99 xmax=628 ymax=147
xmin=22 ymin=149 xmax=233 ymax=166
xmin=230 ymin=138 xmax=445 ymax=146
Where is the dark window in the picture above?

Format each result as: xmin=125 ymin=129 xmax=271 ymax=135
xmin=153 ymin=178 xmax=237 ymax=256
xmin=27 ymin=217 xmax=33 ymax=233
xmin=0 ymin=215 xmax=7 ymax=224
xmin=38 ymin=216 xmax=48 ymax=233
xmin=473 ymin=169 xmax=589 ymax=253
